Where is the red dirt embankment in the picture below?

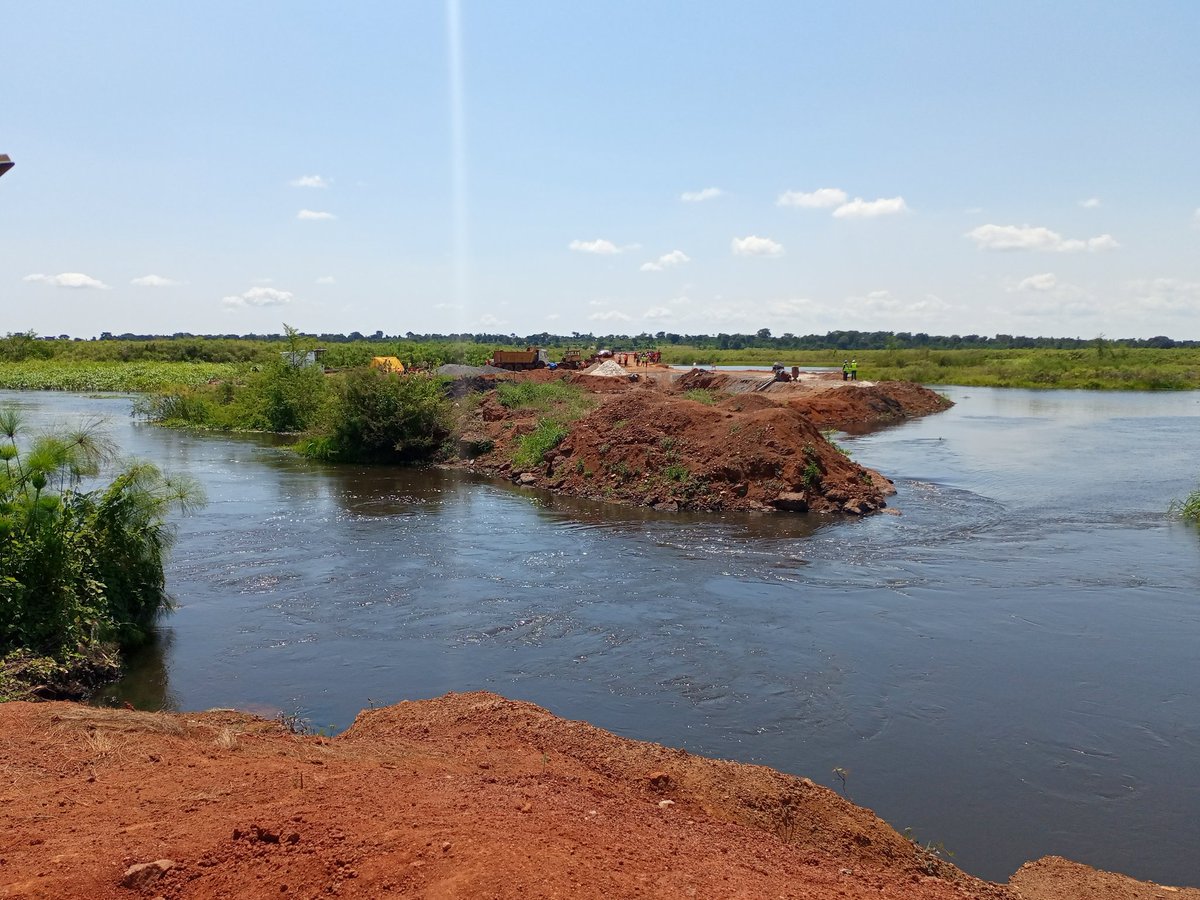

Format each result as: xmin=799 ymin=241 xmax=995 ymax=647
xmin=453 ymin=369 xmax=951 ymax=514
xmin=1 ymin=693 xmax=1193 ymax=900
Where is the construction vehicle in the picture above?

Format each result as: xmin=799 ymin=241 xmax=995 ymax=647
xmin=489 ymin=348 xmax=549 ymax=370
xmin=369 ymin=356 xmax=405 ymax=374
xmin=557 ymin=348 xmax=585 ymax=370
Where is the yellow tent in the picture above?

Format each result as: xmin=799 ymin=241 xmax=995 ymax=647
xmin=369 ymin=356 xmax=405 ymax=374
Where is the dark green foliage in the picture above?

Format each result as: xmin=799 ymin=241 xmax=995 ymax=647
xmin=0 ymin=409 xmax=203 ymax=661
xmin=256 ymin=360 xmax=330 ymax=432
xmin=0 ymin=330 xmax=55 ymax=361
xmin=305 ymin=369 xmax=452 ymax=463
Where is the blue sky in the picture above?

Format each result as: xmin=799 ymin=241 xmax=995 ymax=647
xmin=3 ymin=1 xmax=1199 ymax=339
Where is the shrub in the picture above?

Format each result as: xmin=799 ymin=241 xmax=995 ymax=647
xmin=308 ymin=369 xmax=452 ymax=463
xmin=0 ymin=407 xmax=202 ymax=660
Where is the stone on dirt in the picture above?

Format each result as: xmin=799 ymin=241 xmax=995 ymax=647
xmin=120 ymin=859 xmax=175 ymax=889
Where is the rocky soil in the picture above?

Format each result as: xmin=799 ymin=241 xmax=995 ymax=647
xmin=2 ymin=693 xmax=1194 ymax=899
xmin=449 ymin=366 xmax=952 ymax=514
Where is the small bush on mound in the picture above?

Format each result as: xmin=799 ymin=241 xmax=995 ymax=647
xmin=513 ymin=419 xmax=569 ymax=470
xmin=0 ymin=407 xmax=203 ymax=696
xmin=302 ymin=369 xmax=452 ymax=463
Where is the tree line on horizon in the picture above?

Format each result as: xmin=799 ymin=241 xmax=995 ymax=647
xmin=7 ymin=328 xmax=1196 ymax=356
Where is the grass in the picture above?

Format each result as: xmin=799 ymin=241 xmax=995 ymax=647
xmin=1169 ymin=486 xmax=1200 ymax=523
xmin=495 ymin=380 xmax=595 ymax=419
xmin=494 ymin=382 xmax=594 ymax=472
xmin=683 ymin=388 xmax=719 ymax=404
xmin=513 ymin=419 xmax=569 ymax=470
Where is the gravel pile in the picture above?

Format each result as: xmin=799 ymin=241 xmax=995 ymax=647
xmin=583 ymin=359 xmax=629 ymax=378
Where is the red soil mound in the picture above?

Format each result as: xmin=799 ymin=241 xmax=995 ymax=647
xmin=453 ymin=375 xmax=923 ymax=513
xmin=2 ymin=694 xmax=1189 ymax=899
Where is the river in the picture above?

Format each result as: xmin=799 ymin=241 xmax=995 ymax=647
xmin=5 ymin=387 xmax=1199 ymax=885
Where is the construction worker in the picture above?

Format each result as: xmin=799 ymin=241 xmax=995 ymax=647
xmin=842 ymin=360 xmax=850 ymax=381
xmin=850 ymin=358 xmax=859 ymax=381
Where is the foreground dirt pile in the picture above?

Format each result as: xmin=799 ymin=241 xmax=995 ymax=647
xmin=452 ymin=370 xmax=953 ymax=514
xmin=2 ymin=693 xmax=1192 ymax=899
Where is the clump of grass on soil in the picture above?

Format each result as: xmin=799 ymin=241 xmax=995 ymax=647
xmin=495 ymin=380 xmax=595 ymax=419
xmin=513 ymin=419 xmax=570 ymax=470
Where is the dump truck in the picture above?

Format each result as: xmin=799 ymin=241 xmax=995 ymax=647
xmin=489 ymin=348 xmax=549 ymax=370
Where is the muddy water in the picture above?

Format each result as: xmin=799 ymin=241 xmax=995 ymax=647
xmin=7 ymin=388 xmax=1200 ymax=884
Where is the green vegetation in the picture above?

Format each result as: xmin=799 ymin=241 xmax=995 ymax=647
xmin=492 ymin=381 xmax=595 ymax=471
xmin=0 ymin=408 xmax=202 ymax=700
xmin=1169 ymin=486 xmax=1200 ymax=524
xmin=513 ymin=419 xmax=569 ymax=470
xmin=0 ymin=360 xmax=242 ymax=392
xmin=495 ymin=380 xmax=595 ymax=419
xmin=300 ymin=369 xmax=452 ymax=463
xmin=6 ymin=329 xmax=1200 ymax=390
xmin=683 ymin=388 xmax=719 ymax=404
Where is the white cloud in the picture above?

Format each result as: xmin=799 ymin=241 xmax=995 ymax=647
xmin=731 ymin=235 xmax=783 ymax=257
xmin=832 ymin=196 xmax=909 ymax=218
xmin=479 ymin=313 xmax=506 ymax=327
xmin=1126 ymin=278 xmax=1200 ymax=313
xmin=844 ymin=289 xmax=953 ymax=320
xmin=131 ymin=274 xmax=178 ymax=287
xmin=1192 ymin=208 xmax=1200 ymax=228
xmin=643 ymin=307 xmax=673 ymax=320
xmin=1017 ymin=273 xmax=1059 ymax=292
xmin=290 ymin=175 xmax=329 ymax=188
xmin=776 ymin=187 xmax=846 ymax=209
xmin=681 ymin=187 xmax=723 ymax=202
xmin=640 ymin=250 xmax=691 ymax=272
xmin=966 ymin=224 xmax=1119 ymax=252
xmin=297 ymin=209 xmax=336 ymax=221
xmin=23 ymin=272 xmax=110 ymax=289
xmin=589 ymin=310 xmax=632 ymax=322
xmin=315 ymin=276 xmax=336 ymax=285
xmin=221 ymin=286 xmax=294 ymax=308
xmin=569 ymin=238 xmax=621 ymax=255
xmin=1079 ymin=197 xmax=1101 ymax=209
xmin=545 ymin=312 xmax=561 ymax=321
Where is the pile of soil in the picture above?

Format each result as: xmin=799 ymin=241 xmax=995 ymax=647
xmin=2 ymin=693 xmax=1192 ymax=899
xmin=453 ymin=371 xmax=953 ymax=514
xmin=544 ymin=390 xmax=892 ymax=513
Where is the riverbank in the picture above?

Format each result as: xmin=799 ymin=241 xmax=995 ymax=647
xmin=1 ymin=692 xmax=1194 ymax=899
xmin=448 ymin=366 xmax=951 ymax=514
